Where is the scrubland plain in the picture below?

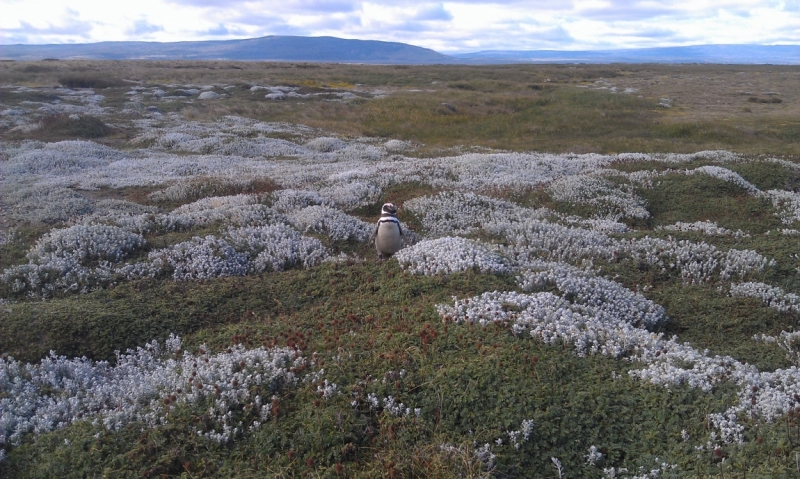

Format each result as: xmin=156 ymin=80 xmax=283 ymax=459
xmin=1 ymin=60 xmax=800 ymax=477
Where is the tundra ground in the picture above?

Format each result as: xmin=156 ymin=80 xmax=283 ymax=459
xmin=1 ymin=60 xmax=799 ymax=478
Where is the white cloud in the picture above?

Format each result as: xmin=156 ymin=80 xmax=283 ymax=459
xmin=128 ymin=18 xmax=164 ymax=36
xmin=0 ymin=0 xmax=797 ymax=50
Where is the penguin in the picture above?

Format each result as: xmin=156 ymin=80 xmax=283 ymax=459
xmin=370 ymin=202 xmax=404 ymax=259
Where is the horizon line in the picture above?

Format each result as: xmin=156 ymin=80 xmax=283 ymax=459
xmin=2 ymin=35 xmax=799 ymax=54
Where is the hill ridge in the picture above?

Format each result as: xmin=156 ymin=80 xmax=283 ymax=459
xmin=1 ymin=36 xmax=797 ymax=64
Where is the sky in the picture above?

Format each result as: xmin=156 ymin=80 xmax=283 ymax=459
xmin=2 ymin=0 xmax=798 ymax=52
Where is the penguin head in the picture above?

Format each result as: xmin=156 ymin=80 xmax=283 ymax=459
xmin=381 ymin=203 xmax=398 ymax=215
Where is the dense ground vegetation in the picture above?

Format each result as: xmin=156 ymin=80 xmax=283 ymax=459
xmin=1 ymin=61 xmax=799 ymax=477
xmin=1 ymin=60 xmax=798 ymax=155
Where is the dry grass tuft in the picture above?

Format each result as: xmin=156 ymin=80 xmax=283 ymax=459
xmin=21 ymin=114 xmax=114 ymax=140
xmin=57 ymin=75 xmax=125 ymax=89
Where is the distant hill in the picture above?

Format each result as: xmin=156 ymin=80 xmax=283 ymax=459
xmin=0 ymin=35 xmax=452 ymax=64
xmin=1 ymin=37 xmax=797 ymax=65
xmin=451 ymin=45 xmax=800 ymax=65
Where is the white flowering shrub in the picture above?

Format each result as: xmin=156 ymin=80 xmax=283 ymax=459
xmin=405 ymin=192 xmax=538 ymax=237
xmin=172 ymin=194 xmax=258 ymax=213
xmin=0 ymin=335 xmax=305 ymax=448
xmin=754 ymin=331 xmax=800 ymax=366
xmin=220 ymin=137 xmax=307 ymax=158
xmin=1 ymin=262 xmax=111 ymax=297
xmin=131 ymin=114 xmax=308 ymax=155
xmin=620 ymin=236 xmax=772 ymax=284
xmin=395 ymin=237 xmax=509 ymax=276
xmin=270 ymin=189 xmax=334 ymax=213
xmin=506 ymin=418 xmax=535 ymax=450
xmin=161 ymin=203 xmax=272 ymax=230
xmin=439 ymin=286 xmax=655 ymax=359
xmin=765 ymin=189 xmax=800 ymax=225
xmin=148 ymin=177 xmax=263 ymax=203
xmin=1 ymin=225 xmax=147 ymax=297
xmin=730 ymin=282 xmax=800 ymax=315
xmin=517 ymin=261 xmax=666 ymax=328
xmin=90 ymin=199 xmax=156 ymax=217
xmin=2 ymin=115 xmax=764 ymax=206
xmin=397 ymin=151 xmax=605 ymax=191
xmin=4 ymin=185 xmax=94 ymax=224
xmin=624 ymin=237 xmax=709 ymax=285
xmin=0 ymin=228 xmax=17 ymax=247
xmin=688 ymin=166 xmax=761 ymax=195
xmin=656 ymin=220 xmax=748 ymax=238
xmin=149 ymin=236 xmax=249 ymax=281
xmin=379 ymin=395 xmax=421 ymax=418
xmin=317 ymin=181 xmax=382 ymax=209
xmin=548 ymin=175 xmax=650 ymax=220
xmin=5 ymin=140 xmax=126 ymax=176
xmin=330 ymin=143 xmax=386 ymax=162
xmin=305 ymin=137 xmax=347 ymax=153
xmin=474 ymin=443 xmax=497 ymax=470
xmin=384 ymin=139 xmax=411 ymax=151
xmin=585 ymin=445 xmax=603 ymax=465
xmin=27 ymin=225 xmax=146 ymax=264
xmin=75 ymin=200 xmax=159 ymax=235
xmin=225 ymin=224 xmax=327 ymax=272
xmin=287 ymin=205 xmax=372 ymax=242
xmin=156 ymin=134 xmax=307 ymax=158
xmin=114 ymin=259 xmax=165 ymax=281
xmin=158 ymin=195 xmax=284 ymax=231
xmin=719 ymin=248 xmax=773 ymax=281
xmin=562 ymin=216 xmax=630 ymax=234
xmin=492 ymin=217 xmax=615 ymax=264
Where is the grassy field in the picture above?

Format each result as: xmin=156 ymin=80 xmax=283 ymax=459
xmin=1 ymin=60 xmax=799 ymax=156
xmin=1 ymin=60 xmax=800 ymax=478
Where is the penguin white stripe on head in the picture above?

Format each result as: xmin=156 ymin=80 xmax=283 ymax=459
xmin=381 ymin=202 xmax=398 ymax=215
xmin=372 ymin=202 xmax=403 ymax=259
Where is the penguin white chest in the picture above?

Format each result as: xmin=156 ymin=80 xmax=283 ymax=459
xmin=375 ymin=221 xmax=402 ymax=256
